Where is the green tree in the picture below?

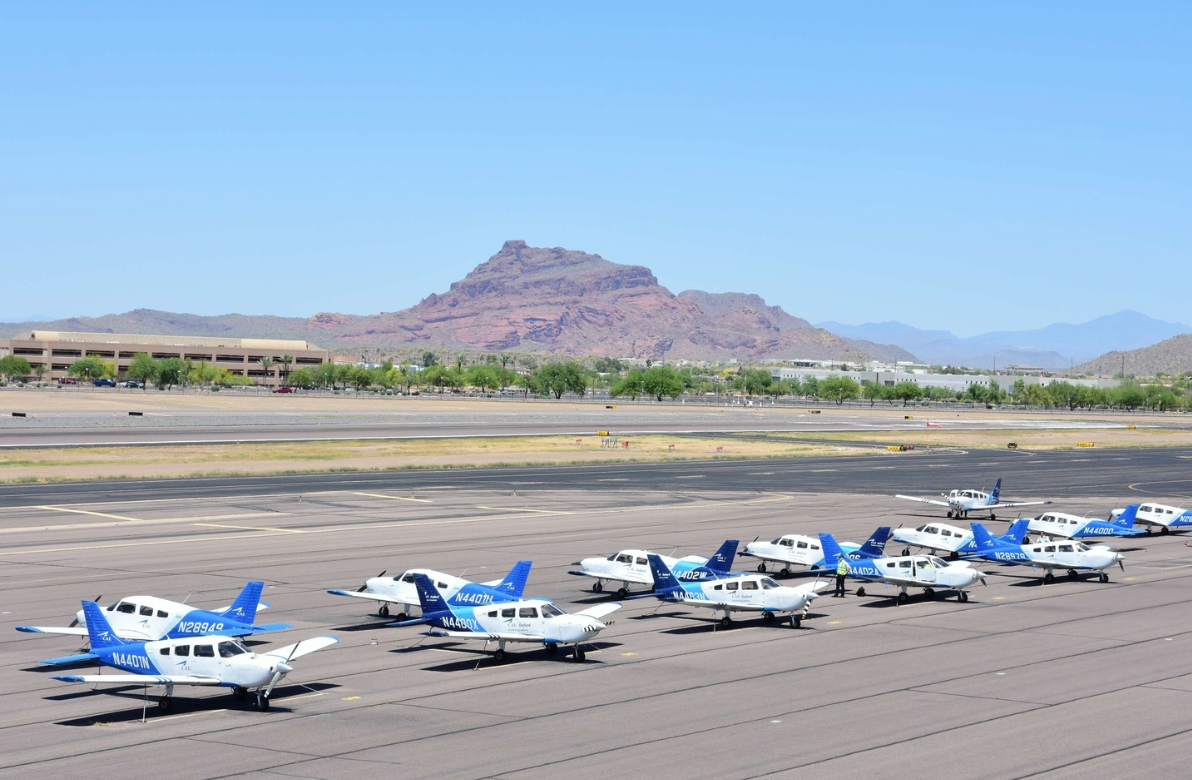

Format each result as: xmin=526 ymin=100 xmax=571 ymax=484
xmin=642 ymin=365 xmax=684 ymax=401
xmin=279 ymin=354 xmax=295 ymax=385
xmin=0 ymin=355 xmax=32 ymax=381
xmin=535 ymin=361 xmax=587 ymax=399
xmin=156 ymin=358 xmax=186 ymax=390
xmin=68 ymin=356 xmax=106 ymax=381
xmin=314 ymin=362 xmax=338 ymax=389
xmin=288 ymin=367 xmax=316 ymax=388
xmin=891 ymin=381 xmax=923 ymax=407
xmin=257 ymin=356 xmax=274 ymax=385
xmin=742 ymin=369 xmax=773 ymax=396
xmin=33 ymin=363 xmax=47 ymax=385
xmin=127 ymin=353 xmax=157 ymax=389
xmin=421 ymin=350 xmax=438 ymax=368
xmin=818 ymin=376 xmax=861 ymax=405
xmin=863 ymin=382 xmax=888 ymax=406
xmin=610 ymin=368 xmax=647 ymax=399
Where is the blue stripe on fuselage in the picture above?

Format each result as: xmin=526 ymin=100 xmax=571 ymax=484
xmin=97 ymin=643 xmax=157 ymax=674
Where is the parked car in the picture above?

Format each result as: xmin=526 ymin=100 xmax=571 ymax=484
xmin=121 ymin=380 xmax=144 ymax=388
xmin=272 ymin=386 xmax=295 ymax=393
xmin=93 ymin=378 xmax=117 ymax=387
xmin=57 ymin=377 xmax=77 ymax=385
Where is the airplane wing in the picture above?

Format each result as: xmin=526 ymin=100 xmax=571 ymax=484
xmin=52 ymin=673 xmax=223 ymax=686
xmin=567 ymin=570 xmax=653 ymax=586
xmin=15 ymin=625 xmax=90 ymax=637
xmin=426 ymin=628 xmax=547 ymax=643
xmin=326 ymin=589 xmax=414 ymax=606
xmin=573 ymin=604 xmax=623 ymax=621
xmin=894 ymin=494 xmax=950 ymax=507
xmin=261 ymin=636 xmax=339 ymax=662
xmin=995 ymin=500 xmax=1052 ymax=508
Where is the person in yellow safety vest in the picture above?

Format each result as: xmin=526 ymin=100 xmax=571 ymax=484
xmin=833 ymin=556 xmax=850 ymax=597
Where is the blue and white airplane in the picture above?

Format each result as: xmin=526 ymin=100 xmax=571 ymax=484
xmin=819 ymin=532 xmax=988 ymax=604
xmin=740 ymin=527 xmax=890 ymax=575
xmin=1114 ymin=502 xmax=1192 ymax=534
xmin=19 ymin=582 xmax=291 ymax=664
xmin=397 ymin=574 xmax=621 ymax=662
xmin=896 ymin=477 xmax=1051 ymax=520
xmin=1026 ymin=506 xmax=1144 ymax=541
xmin=569 ymin=540 xmax=739 ymax=597
xmin=50 ymin=601 xmax=338 ymax=712
xmin=969 ymin=522 xmax=1124 ymax=584
xmin=893 ymin=518 xmax=1031 ymax=557
xmin=328 ymin=560 xmax=532 ymax=620
xmin=642 ymin=554 xmax=826 ymax=628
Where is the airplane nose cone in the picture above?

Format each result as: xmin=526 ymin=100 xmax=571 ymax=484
xmin=275 ymin=662 xmax=293 ymax=674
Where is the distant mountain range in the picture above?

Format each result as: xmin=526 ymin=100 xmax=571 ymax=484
xmin=818 ymin=311 xmax=1192 ymax=371
xmin=1075 ymin=334 xmax=1192 ymax=377
xmin=0 ymin=241 xmax=913 ymax=364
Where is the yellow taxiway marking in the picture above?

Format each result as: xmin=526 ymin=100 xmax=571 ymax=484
xmin=195 ymin=523 xmax=305 ymax=534
xmin=992 ymin=596 xmax=1006 ymax=600
xmin=33 ymin=505 xmax=140 ymax=522
xmin=827 ymin=621 xmax=843 ymax=625
xmin=620 ymin=652 xmax=638 ymax=657
xmin=342 ymin=696 xmax=362 ymax=701
xmin=742 ymin=494 xmax=795 ymax=505
xmin=474 ymin=506 xmax=573 ymax=515
xmin=1124 ymin=577 xmax=1137 ymax=581
xmin=351 ymin=492 xmax=433 ymax=503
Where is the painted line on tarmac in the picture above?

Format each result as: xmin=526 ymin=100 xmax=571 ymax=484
xmin=195 ymin=523 xmax=305 ymax=534
xmin=474 ymin=506 xmax=573 ymax=515
xmin=32 ymin=505 xmax=140 ymax=522
xmin=0 ymin=512 xmax=290 ymax=535
xmin=350 ymin=491 xmax=434 ymax=503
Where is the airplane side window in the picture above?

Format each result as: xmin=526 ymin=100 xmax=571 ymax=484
xmin=194 ymin=645 xmax=214 ymax=658
xmin=402 ymin=575 xmax=415 ymax=583
xmin=175 ymin=645 xmax=190 ymax=657
xmin=742 ymin=581 xmax=758 ymax=590
xmin=795 ymin=541 xmax=806 ymax=549
xmin=157 ymin=610 xmax=168 ymax=618
xmin=1044 ymin=546 xmax=1056 ymax=553
xmin=899 ymin=561 xmax=912 ymax=568
xmin=942 ymin=530 xmax=952 ymax=537
xmin=713 ymin=584 xmax=722 ymax=590
xmin=159 ymin=647 xmax=170 ymax=655
xmin=636 ymin=558 xmax=648 ymax=566
xmin=886 ymin=562 xmax=895 ymax=569
xmin=926 ymin=526 xmax=937 ymax=534
xmin=117 ymin=603 xmax=135 ymax=614
xmin=501 ymin=608 xmax=516 ymax=618
xmin=811 ymin=544 xmax=820 ymax=551
xmin=487 ymin=610 xmax=497 ymax=617
xmin=519 ymin=607 xmax=537 ymax=618
xmin=140 ymin=606 xmax=153 ymax=616
xmin=726 ymin=582 xmax=739 ymax=591
xmin=437 ymin=582 xmax=447 ymax=589
xmin=1058 ymin=545 xmax=1074 ymax=552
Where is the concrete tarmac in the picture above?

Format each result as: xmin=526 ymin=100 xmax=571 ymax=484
xmin=2 ymin=466 xmax=1191 ymax=779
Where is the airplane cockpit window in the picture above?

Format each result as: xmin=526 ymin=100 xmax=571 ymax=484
xmin=636 ymin=558 xmax=648 ymax=566
xmin=726 ymin=582 xmax=739 ymax=591
xmin=519 ymin=607 xmax=538 ymax=618
xmin=929 ymin=557 xmax=947 ymax=567
xmin=915 ymin=525 xmax=926 ymax=532
xmin=606 ymin=554 xmax=617 ymax=561
xmin=501 ymin=608 xmax=516 ymax=618
xmin=770 ymin=538 xmax=782 ymax=545
xmin=157 ymin=610 xmax=168 ymax=618
xmin=760 ymin=578 xmax=779 ymax=589
xmin=742 ymin=581 xmax=758 ymax=590
xmin=1058 ymin=545 xmax=1074 ymax=552
xmin=1075 ymin=543 xmax=1090 ymax=551
xmin=140 ymin=606 xmax=153 ymax=616
xmin=926 ymin=526 xmax=938 ymax=534
xmin=218 ymin=641 xmax=248 ymax=658
xmin=106 ymin=604 xmax=116 ymax=612
xmin=117 ymin=602 xmax=135 ymax=614
xmin=401 ymin=574 xmax=416 ymax=583
xmin=541 ymin=604 xmax=564 ymax=618
xmin=194 ymin=644 xmax=215 ymax=658
xmin=175 ymin=645 xmax=190 ymax=657
xmin=616 ymin=555 xmax=633 ymax=564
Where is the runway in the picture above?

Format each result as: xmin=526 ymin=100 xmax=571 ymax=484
xmin=2 ymin=448 xmax=1192 ymax=779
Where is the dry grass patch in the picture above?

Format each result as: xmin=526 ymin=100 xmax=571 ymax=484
xmin=780 ymin=427 xmax=1192 ymax=450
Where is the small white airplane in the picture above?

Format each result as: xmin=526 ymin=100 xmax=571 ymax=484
xmin=893 ymin=518 xmax=1030 ymax=558
xmin=328 ymin=561 xmax=531 ymax=620
xmin=819 ymin=533 xmax=988 ymax=604
xmin=1112 ymin=502 xmax=1192 ymax=534
xmin=50 ymin=601 xmax=337 ymax=712
xmin=401 ymin=574 xmax=621 ymax=662
xmin=1026 ymin=507 xmax=1144 ymax=540
xmin=642 ymin=554 xmax=827 ymax=628
xmin=569 ymin=541 xmax=737 ymax=597
xmin=970 ymin=522 xmax=1124 ymax=583
xmin=895 ymin=477 xmax=1051 ymax=519
xmin=739 ymin=527 xmax=889 ymax=575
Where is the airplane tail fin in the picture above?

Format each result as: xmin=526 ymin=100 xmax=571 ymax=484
xmin=704 ymin=540 xmax=739 ymax=573
xmin=646 ymin=554 xmax=682 ymax=594
xmin=220 ymin=581 xmax=264 ymax=623
xmin=1113 ymin=504 xmax=1139 ymax=528
xmin=854 ymin=527 xmax=891 ymax=558
xmin=494 ymin=560 xmax=532 ymax=597
xmin=80 ymin=601 xmax=127 ymax=650
xmin=970 ymin=522 xmax=1000 ymax=550
xmin=990 ymin=478 xmax=1003 ymax=503
xmin=817 ymin=533 xmax=845 ymax=568
xmin=1001 ymin=518 xmax=1031 ymax=544
xmin=411 ymin=574 xmax=449 ymax=615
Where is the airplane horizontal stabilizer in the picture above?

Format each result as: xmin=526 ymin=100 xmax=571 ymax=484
xmin=248 ymin=622 xmax=293 ymax=633
xmin=15 ymin=625 xmax=89 ymax=636
xmin=38 ymin=652 xmax=100 ymax=666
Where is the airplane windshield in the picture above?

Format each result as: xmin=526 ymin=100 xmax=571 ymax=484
xmin=218 ymin=641 xmax=249 ymax=658
xmin=540 ymin=604 xmax=564 ymax=618
xmin=1075 ymin=543 xmax=1091 ymax=551
xmin=759 ymin=578 xmax=780 ymax=589
xmin=929 ymin=557 xmax=948 ymax=567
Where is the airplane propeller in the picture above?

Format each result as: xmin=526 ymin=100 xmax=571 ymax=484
xmin=1118 ymin=559 xmax=1125 ymax=572
xmin=68 ymin=596 xmax=101 ymax=628
xmin=358 ymin=572 xmax=385 ymax=592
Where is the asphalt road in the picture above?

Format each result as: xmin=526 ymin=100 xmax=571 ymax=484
xmin=2 ymin=445 xmax=1191 ymax=509
xmin=2 ymin=478 xmax=1190 ymax=780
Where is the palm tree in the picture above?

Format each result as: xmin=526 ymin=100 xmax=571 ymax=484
xmin=257 ymin=357 xmax=274 ymax=386
xmin=280 ymin=354 xmax=294 ymax=386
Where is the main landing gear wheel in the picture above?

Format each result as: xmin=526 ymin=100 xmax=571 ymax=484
xmin=781 ymin=568 xmax=792 ymax=579
xmin=856 ymin=587 xmax=866 ymax=597
xmin=762 ymin=611 xmax=776 ymax=623
xmin=1067 ymin=569 xmax=1079 ymax=580
xmin=616 ymin=587 xmax=629 ymax=599
xmin=790 ymin=615 xmax=802 ymax=628
xmin=574 ymin=647 xmax=586 ymax=662
xmin=990 ymin=513 xmax=997 ymax=521
xmin=896 ymin=592 xmax=909 ymax=605
xmin=718 ymin=615 xmax=732 ymax=629
xmin=902 ymin=548 xmax=911 ymax=557
xmin=947 ymin=510 xmax=954 ymax=518
xmin=378 ymin=605 xmax=389 ymax=618
xmin=757 ymin=562 xmax=767 ymax=573
xmin=1099 ymin=572 xmax=1110 ymax=583
xmin=493 ymin=648 xmax=507 ymax=663
xmin=924 ymin=587 xmax=935 ymax=598
xmin=544 ymin=643 xmax=558 ymax=656
xmin=592 ymin=581 xmax=603 ymax=593
xmin=958 ymin=591 xmax=969 ymax=603
xmin=394 ymin=612 xmax=408 ymax=623
xmin=232 ymin=686 xmax=248 ymax=702
xmin=256 ymin=693 xmax=271 ymax=711
xmin=1044 ymin=571 xmax=1055 ymax=584
xmin=157 ymin=696 xmax=174 ymax=713
xmin=1161 ymin=526 xmax=1171 ymax=535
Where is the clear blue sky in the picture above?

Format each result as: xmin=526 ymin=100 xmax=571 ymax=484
xmin=3 ymin=2 xmax=1189 ymax=336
